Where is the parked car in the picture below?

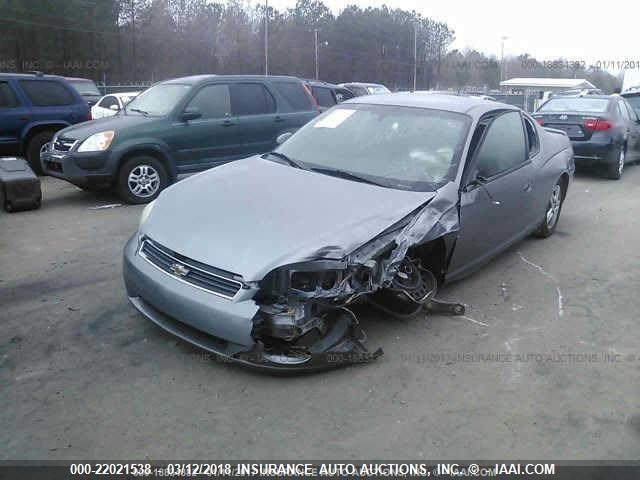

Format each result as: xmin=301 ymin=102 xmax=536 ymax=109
xmin=65 ymin=77 xmax=103 ymax=107
xmin=338 ymin=82 xmax=391 ymax=96
xmin=91 ymin=91 xmax=140 ymax=119
xmin=553 ymin=88 xmax=604 ymax=97
xmin=123 ymin=93 xmax=574 ymax=372
xmin=334 ymin=86 xmax=355 ymax=103
xmin=303 ymin=79 xmax=338 ymax=111
xmin=621 ymin=89 xmax=640 ymax=117
xmin=303 ymin=80 xmax=354 ymax=111
xmin=0 ymin=72 xmax=91 ymax=174
xmin=533 ymin=95 xmax=640 ymax=179
xmin=468 ymin=93 xmax=497 ymax=101
xmin=41 ymin=75 xmax=319 ymax=202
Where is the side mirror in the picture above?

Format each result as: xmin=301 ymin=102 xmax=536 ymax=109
xmin=276 ymin=132 xmax=293 ymax=145
xmin=109 ymin=104 xmax=120 ymax=111
xmin=181 ymin=107 xmax=202 ymax=122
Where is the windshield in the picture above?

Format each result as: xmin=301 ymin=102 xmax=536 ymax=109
xmin=274 ymin=104 xmax=470 ymax=191
xmin=69 ymin=80 xmax=101 ymax=96
xmin=119 ymin=94 xmax=138 ymax=105
xmin=538 ymin=98 xmax=609 ymax=113
xmin=124 ymin=84 xmax=190 ymax=116
xmin=367 ymin=85 xmax=390 ymax=94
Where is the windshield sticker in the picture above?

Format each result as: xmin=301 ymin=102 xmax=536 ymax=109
xmin=314 ymin=109 xmax=356 ymax=129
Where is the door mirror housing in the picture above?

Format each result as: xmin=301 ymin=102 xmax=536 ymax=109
xmin=181 ymin=107 xmax=202 ymax=122
xmin=276 ymin=132 xmax=293 ymax=145
xmin=109 ymin=104 xmax=120 ymax=111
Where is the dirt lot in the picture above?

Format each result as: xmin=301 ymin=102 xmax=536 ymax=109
xmin=1 ymin=168 xmax=639 ymax=460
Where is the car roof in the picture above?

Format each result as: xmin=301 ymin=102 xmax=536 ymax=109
xmin=344 ymin=92 xmax=517 ymax=116
xmin=0 ymin=72 xmax=65 ymax=81
xmin=106 ymin=91 xmax=140 ymax=97
xmin=304 ymin=79 xmax=339 ymax=88
xmin=65 ymin=77 xmax=96 ymax=82
xmin=548 ymin=94 xmax=613 ymax=101
xmin=340 ymin=82 xmax=386 ymax=88
xmin=161 ymin=74 xmax=302 ymax=86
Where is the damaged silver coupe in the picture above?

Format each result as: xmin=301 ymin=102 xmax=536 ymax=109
xmin=123 ymin=93 xmax=574 ymax=372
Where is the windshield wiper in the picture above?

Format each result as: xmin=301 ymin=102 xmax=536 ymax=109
xmin=263 ymin=151 xmax=304 ymax=169
xmin=309 ymin=167 xmax=386 ymax=187
xmin=128 ymin=108 xmax=149 ymax=116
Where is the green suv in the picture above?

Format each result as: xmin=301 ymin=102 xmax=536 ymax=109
xmin=41 ymin=75 xmax=319 ymax=203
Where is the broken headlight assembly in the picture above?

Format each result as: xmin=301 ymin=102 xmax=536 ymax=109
xmin=248 ymin=225 xmax=465 ymax=370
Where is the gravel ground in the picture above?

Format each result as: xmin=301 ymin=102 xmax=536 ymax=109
xmin=1 ymin=168 xmax=639 ymax=460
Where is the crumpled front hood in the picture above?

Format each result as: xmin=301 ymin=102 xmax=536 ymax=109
xmin=142 ymin=156 xmax=436 ymax=281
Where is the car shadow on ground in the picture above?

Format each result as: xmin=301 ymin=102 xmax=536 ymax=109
xmin=38 ymin=179 xmax=128 ymax=210
xmin=573 ymin=160 xmax=638 ymax=181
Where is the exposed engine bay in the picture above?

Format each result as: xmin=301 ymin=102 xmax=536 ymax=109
xmin=245 ymin=250 xmax=465 ymax=370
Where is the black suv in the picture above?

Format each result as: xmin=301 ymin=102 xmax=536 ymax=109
xmin=41 ymin=75 xmax=319 ymax=203
xmin=0 ymin=72 xmax=90 ymax=173
xmin=303 ymin=80 xmax=355 ymax=111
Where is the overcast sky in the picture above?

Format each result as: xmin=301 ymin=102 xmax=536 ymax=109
xmin=262 ymin=0 xmax=633 ymax=71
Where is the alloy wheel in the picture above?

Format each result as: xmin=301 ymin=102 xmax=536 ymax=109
xmin=618 ymin=148 xmax=625 ymax=177
xmin=546 ymin=184 xmax=562 ymax=229
xmin=128 ymin=164 xmax=160 ymax=198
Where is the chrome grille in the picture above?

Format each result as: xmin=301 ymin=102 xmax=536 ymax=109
xmin=52 ymin=137 xmax=77 ymax=152
xmin=139 ymin=238 xmax=242 ymax=299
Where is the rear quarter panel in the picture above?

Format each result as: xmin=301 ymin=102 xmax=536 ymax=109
xmin=532 ymin=126 xmax=574 ymax=220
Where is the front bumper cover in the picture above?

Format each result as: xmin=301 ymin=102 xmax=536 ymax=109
xmin=41 ymin=144 xmax=113 ymax=187
xmin=123 ymin=235 xmax=381 ymax=372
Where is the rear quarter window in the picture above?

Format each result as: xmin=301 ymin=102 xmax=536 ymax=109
xmin=272 ymin=81 xmax=314 ymax=112
xmin=311 ymin=87 xmax=336 ymax=108
xmin=19 ymin=80 xmax=75 ymax=106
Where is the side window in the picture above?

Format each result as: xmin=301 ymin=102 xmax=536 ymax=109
xmin=523 ymin=116 xmax=540 ymax=157
xmin=0 ymin=82 xmax=19 ymax=108
xmin=99 ymin=96 xmax=118 ymax=109
xmin=617 ymin=101 xmax=630 ymax=121
xmin=622 ymin=100 xmax=637 ymax=121
xmin=474 ymin=111 xmax=527 ymax=179
xmin=186 ymin=84 xmax=231 ymax=119
xmin=311 ymin=87 xmax=336 ymax=108
xmin=19 ymin=80 xmax=74 ymax=106
xmin=230 ymin=83 xmax=276 ymax=116
xmin=272 ymin=81 xmax=314 ymax=111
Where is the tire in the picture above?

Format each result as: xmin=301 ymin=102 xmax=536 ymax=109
xmin=26 ymin=130 xmax=55 ymax=175
xmin=606 ymin=146 xmax=625 ymax=180
xmin=534 ymin=180 xmax=564 ymax=238
xmin=116 ymin=156 xmax=168 ymax=204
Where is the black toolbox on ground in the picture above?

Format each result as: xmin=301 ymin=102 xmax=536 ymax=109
xmin=0 ymin=157 xmax=42 ymax=212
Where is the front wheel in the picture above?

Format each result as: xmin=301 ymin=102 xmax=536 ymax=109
xmin=606 ymin=146 xmax=625 ymax=180
xmin=116 ymin=156 xmax=168 ymax=204
xmin=26 ymin=130 xmax=55 ymax=175
xmin=534 ymin=180 xmax=564 ymax=238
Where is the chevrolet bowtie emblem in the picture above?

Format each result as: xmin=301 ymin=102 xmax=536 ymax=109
xmin=170 ymin=263 xmax=190 ymax=277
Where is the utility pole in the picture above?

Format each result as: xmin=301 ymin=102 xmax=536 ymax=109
xmin=314 ymin=28 xmax=320 ymax=80
xmin=264 ymin=0 xmax=269 ymax=75
xmin=413 ymin=26 xmax=417 ymax=91
xmin=500 ymin=36 xmax=508 ymax=84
